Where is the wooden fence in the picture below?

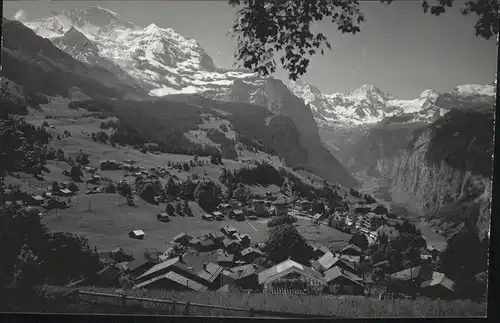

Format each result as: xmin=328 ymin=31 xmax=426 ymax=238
xmin=75 ymin=290 xmax=339 ymax=318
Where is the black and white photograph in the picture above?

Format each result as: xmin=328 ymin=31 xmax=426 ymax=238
xmin=0 ymin=0 xmax=497 ymax=319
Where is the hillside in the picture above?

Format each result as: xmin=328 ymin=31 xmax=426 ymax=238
xmin=21 ymin=8 xmax=358 ymax=188
xmin=2 ymin=18 xmax=147 ymax=100
xmin=389 ymin=105 xmax=494 ymax=239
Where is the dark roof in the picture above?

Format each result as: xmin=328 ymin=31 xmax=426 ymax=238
xmin=196 ymin=263 xmax=223 ymax=283
xmin=420 ymin=271 xmax=456 ymax=293
xmin=241 ymin=247 xmax=264 ymax=257
xmin=135 ymin=271 xmax=208 ymax=291
xmin=258 ymin=259 xmax=325 ymax=285
xmin=136 ymin=257 xmax=191 ymax=281
xmin=372 ymin=260 xmax=391 ymax=268
xmin=324 ymin=266 xmax=364 ymax=285
xmin=391 ymin=266 xmax=427 ymax=281
xmin=316 ymin=252 xmax=356 ymax=272
xmin=217 ymin=254 xmax=235 ymax=263
xmin=200 ymin=239 xmax=216 ymax=247
xmin=340 ymin=244 xmax=363 ymax=255
xmin=173 ymin=232 xmax=189 ymax=241
xmin=230 ymin=263 xmax=261 ymax=280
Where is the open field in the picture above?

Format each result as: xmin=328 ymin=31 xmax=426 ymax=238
xmin=41 ymin=193 xmax=271 ymax=256
xmin=8 ymin=99 xmax=353 ymax=257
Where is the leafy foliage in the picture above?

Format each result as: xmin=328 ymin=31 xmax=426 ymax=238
xmin=267 ymin=214 xmax=298 ymax=228
xmin=0 ymin=205 xmax=100 ymax=288
xmin=194 ymin=180 xmax=222 ymax=213
xmin=265 ymin=223 xmax=313 ymax=265
xmin=229 ymin=0 xmax=499 ymax=79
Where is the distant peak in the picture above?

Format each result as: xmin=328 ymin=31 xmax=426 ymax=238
xmin=419 ymin=89 xmax=439 ymax=100
xmin=144 ymin=23 xmax=162 ymax=33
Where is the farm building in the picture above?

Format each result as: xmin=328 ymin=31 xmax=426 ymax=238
xmin=258 ymin=259 xmax=326 ymax=295
xmin=129 ymin=230 xmax=145 ymax=240
xmin=312 ymin=252 xmax=357 ymax=274
xmin=221 ymin=226 xmax=238 ymax=236
xmin=212 ymin=211 xmax=224 ymax=219
xmin=135 ymin=256 xmax=194 ymax=284
xmin=128 ymin=256 xmax=157 ymax=279
xmin=222 ymin=238 xmax=242 ymax=253
xmin=202 ymin=213 xmax=214 ymax=221
xmin=339 ymin=244 xmax=363 ymax=263
xmin=311 ymin=245 xmax=331 ymax=259
xmin=172 ymin=232 xmax=192 ymax=245
xmin=100 ymin=160 xmax=122 ymax=170
xmin=197 ymin=239 xmax=218 ymax=252
xmin=208 ymin=232 xmax=226 ymax=243
xmin=157 ymin=212 xmax=170 ymax=222
xmin=134 ymin=271 xmax=208 ymax=292
xmin=419 ymin=272 xmax=458 ymax=300
xmin=232 ymin=209 xmax=245 ymax=221
xmin=216 ymin=253 xmax=236 ymax=267
xmin=227 ymin=263 xmax=263 ymax=290
xmin=312 ymin=213 xmax=326 ymax=222
xmin=240 ymin=247 xmax=264 ymax=262
xmin=195 ymin=262 xmax=224 ymax=290
xmin=109 ymin=248 xmax=134 ymax=263
xmin=58 ymin=188 xmax=73 ymax=197
xmin=323 ymin=266 xmax=365 ymax=295
xmin=25 ymin=194 xmax=44 ymax=206
xmin=388 ymin=265 xmax=434 ymax=296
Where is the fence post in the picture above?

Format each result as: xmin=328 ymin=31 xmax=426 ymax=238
xmin=183 ymin=301 xmax=190 ymax=316
xmin=249 ymin=308 xmax=254 ymax=317
xmin=172 ymin=300 xmax=176 ymax=315
xmin=121 ymin=294 xmax=127 ymax=307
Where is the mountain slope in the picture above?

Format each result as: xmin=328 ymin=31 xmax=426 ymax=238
xmin=386 ymin=90 xmax=495 ymax=238
xmin=23 ymin=7 xmax=357 ymax=187
xmin=2 ymin=18 xmax=147 ymax=100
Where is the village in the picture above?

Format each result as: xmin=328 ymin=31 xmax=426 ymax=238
xmin=3 ymin=149 xmax=473 ymax=302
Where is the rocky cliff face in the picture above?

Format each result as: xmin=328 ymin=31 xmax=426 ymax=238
xmin=212 ymin=77 xmax=359 ymax=188
xmin=388 ymin=106 xmax=494 ymax=238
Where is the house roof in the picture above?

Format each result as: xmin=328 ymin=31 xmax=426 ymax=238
xmin=313 ymin=213 xmax=324 ymax=219
xmin=189 ymin=238 xmax=202 ymax=245
xmin=217 ymin=254 xmax=235 ymax=263
xmin=316 ymin=252 xmax=356 ymax=272
xmin=200 ymin=239 xmax=216 ymax=247
xmin=196 ymin=263 xmax=223 ymax=283
xmin=258 ymin=259 xmax=325 ymax=285
xmin=223 ymin=238 xmax=240 ymax=248
xmin=158 ymin=212 xmax=169 ymax=218
xmin=340 ymin=244 xmax=363 ymax=255
xmin=420 ymin=271 xmax=456 ymax=292
xmin=135 ymin=271 xmax=208 ymax=292
xmin=241 ymin=247 xmax=264 ymax=257
xmin=135 ymin=256 xmax=191 ymax=281
xmin=372 ymin=260 xmax=391 ymax=268
xmin=212 ymin=211 xmax=223 ymax=216
xmin=391 ymin=266 xmax=425 ymax=281
xmin=173 ymin=232 xmax=189 ymax=241
xmin=132 ymin=230 xmax=145 ymax=236
xmin=60 ymin=189 xmax=72 ymax=194
xmin=203 ymin=213 xmax=213 ymax=218
xmin=230 ymin=263 xmax=262 ymax=280
xmin=233 ymin=209 xmax=244 ymax=215
xmin=324 ymin=266 xmax=364 ymax=285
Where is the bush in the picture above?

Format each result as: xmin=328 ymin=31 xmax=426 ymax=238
xmin=105 ymin=182 xmax=116 ymax=193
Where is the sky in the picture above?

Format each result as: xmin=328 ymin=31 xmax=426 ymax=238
xmin=3 ymin=0 xmax=498 ymax=98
